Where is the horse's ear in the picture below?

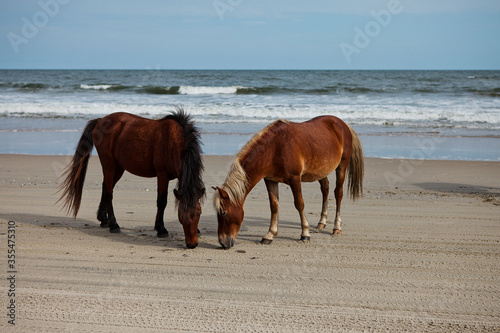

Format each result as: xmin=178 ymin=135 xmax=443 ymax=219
xmin=173 ymin=188 xmax=181 ymax=200
xmin=218 ymin=187 xmax=229 ymax=200
xmin=212 ymin=186 xmax=229 ymax=200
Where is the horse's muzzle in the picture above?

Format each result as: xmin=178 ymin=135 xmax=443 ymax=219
xmin=186 ymin=241 xmax=198 ymax=249
xmin=219 ymin=237 xmax=235 ymax=249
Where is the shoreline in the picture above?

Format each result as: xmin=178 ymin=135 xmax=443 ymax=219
xmin=1 ymin=130 xmax=499 ymax=161
xmin=0 ymin=154 xmax=499 ymax=331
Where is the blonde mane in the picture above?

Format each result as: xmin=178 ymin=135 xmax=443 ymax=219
xmin=213 ymin=160 xmax=249 ymax=212
xmin=213 ymin=119 xmax=290 ymax=212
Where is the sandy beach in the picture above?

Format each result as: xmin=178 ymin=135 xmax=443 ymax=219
xmin=0 ymin=153 xmax=499 ymax=332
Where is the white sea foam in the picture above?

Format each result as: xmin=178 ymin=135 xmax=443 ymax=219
xmin=178 ymin=86 xmax=243 ymax=95
xmin=80 ymin=84 xmax=113 ymax=90
xmin=2 ymin=100 xmax=498 ymax=132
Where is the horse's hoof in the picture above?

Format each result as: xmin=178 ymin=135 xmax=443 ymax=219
xmin=197 ymin=229 xmax=201 ymax=235
xmin=260 ymin=238 xmax=273 ymax=245
xmin=316 ymin=223 xmax=326 ymax=230
xmin=300 ymin=236 xmax=310 ymax=242
xmin=332 ymin=229 xmax=342 ymax=236
xmin=109 ymin=227 xmax=121 ymax=234
xmin=100 ymin=221 xmax=110 ymax=228
xmin=157 ymin=229 xmax=169 ymax=238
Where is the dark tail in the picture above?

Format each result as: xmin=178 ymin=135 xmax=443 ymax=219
xmin=347 ymin=125 xmax=364 ymax=200
xmin=57 ymin=119 xmax=99 ymax=217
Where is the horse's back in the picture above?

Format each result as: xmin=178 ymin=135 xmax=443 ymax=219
xmin=93 ymin=112 xmax=182 ymax=178
xmin=304 ymin=115 xmax=351 ymax=137
xmin=286 ymin=115 xmax=351 ymax=156
xmin=263 ymin=116 xmax=352 ymax=182
xmin=94 ymin=112 xmax=160 ymax=151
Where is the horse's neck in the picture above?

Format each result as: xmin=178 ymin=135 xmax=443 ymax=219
xmin=238 ymin=152 xmax=269 ymax=198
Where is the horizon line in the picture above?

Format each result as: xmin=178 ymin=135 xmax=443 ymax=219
xmin=1 ymin=68 xmax=499 ymax=71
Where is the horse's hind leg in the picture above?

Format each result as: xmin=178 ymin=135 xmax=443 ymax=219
xmin=98 ymin=164 xmax=124 ymax=233
xmin=316 ymin=177 xmax=329 ymax=230
xmin=332 ymin=163 xmax=347 ymax=236
xmin=97 ymin=184 xmax=109 ymax=227
xmin=261 ymin=179 xmax=279 ymax=245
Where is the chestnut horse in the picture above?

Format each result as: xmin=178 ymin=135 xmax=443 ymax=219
xmin=213 ymin=115 xmax=364 ymax=249
xmin=58 ymin=107 xmax=205 ymax=248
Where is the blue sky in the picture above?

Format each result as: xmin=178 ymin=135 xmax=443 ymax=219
xmin=1 ymin=0 xmax=499 ymax=69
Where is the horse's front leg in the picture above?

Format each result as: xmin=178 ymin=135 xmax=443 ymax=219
xmin=316 ymin=177 xmax=329 ymax=230
xmin=261 ymin=179 xmax=279 ymax=245
xmin=289 ymin=177 xmax=310 ymax=242
xmin=154 ymin=175 xmax=169 ymax=238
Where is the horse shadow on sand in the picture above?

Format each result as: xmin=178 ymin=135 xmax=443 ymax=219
xmin=1 ymin=212 xmax=314 ymax=250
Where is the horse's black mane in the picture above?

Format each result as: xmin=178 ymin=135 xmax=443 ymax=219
xmin=163 ymin=106 xmax=205 ymax=212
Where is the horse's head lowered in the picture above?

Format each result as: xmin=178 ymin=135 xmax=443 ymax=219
xmin=174 ymin=188 xmax=205 ymax=249
xmin=213 ymin=186 xmax=244 ymax=249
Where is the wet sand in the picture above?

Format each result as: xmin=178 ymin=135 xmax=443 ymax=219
xmin=0 ymin=154 xmax=499 ymax=332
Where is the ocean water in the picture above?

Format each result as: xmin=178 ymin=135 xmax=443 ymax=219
xmin=0 ymin=70 xmax=499 ymax=160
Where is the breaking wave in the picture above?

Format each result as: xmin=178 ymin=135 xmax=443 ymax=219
xmin=3 ymin=81 xmax=499 ymax=98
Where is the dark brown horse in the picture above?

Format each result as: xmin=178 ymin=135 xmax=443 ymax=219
xmin=213 ymin=115 xmax=364 ymax=249
xmin=58 ymin=107 xmax=205 ymax=248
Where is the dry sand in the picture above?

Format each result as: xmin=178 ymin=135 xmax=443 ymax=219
xmin=0 ymin=154 xmax=499 ymax=332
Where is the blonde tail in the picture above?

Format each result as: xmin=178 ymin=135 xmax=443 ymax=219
xmin=347 ymin=126 xmax=364 ymax=200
